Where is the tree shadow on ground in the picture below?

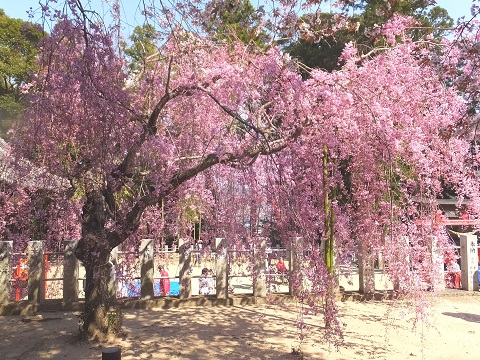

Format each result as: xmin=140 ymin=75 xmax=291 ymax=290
xmin=118 ymin=305 xmax=328 ymax=359
xmin=0 ymin=306 xmax=339 ymax=360
xmin=0 ymin=312 xmax=90 ymax=360
xmin=442 ymin=312 xmax=480 ymax=323
xmin=4 ymin=300 xmax=436 ymax=360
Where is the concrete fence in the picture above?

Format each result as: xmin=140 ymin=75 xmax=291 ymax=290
xmin=0 ymin=235 xmax=478 ymax=310
xmin=0 ymin=238 xmax=305 ymax=308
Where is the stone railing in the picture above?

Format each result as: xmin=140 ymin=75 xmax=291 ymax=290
xmin=1 ymin=235 xmax=478 ymax=312
xmin=356 ymin=234 xmax=479 ymax=294
xmin=0 ymin=238 xmax=306 ymax=309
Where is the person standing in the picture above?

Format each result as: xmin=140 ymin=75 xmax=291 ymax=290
xmin=276 ymin=257 xmax=288 ymax=283
xmin=159 ymin=265 xmax=171 ymax=296
xmin=446 ymin=260 xmax=461 ymax=289
xmin=13 ymin=253 xmax=28 ymax=301
xmin=195 ymin=239 xmax=203 ymax=266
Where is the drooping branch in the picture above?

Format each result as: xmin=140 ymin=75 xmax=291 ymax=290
xmin=108 ymin=134 xmax=298 ymax=248
xmin=113 ymin=76 xmax=288 ymax=189
xmin=197 ymin=86 xmax=264 ymax=136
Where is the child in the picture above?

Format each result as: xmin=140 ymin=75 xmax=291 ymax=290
xmin=207 ymin=269 xmax=215 ymax=293
xmin=199 ymin=268 xmax=210 ymax=295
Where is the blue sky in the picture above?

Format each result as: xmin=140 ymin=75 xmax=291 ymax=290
xmin=2 ymin=1 xmax=150 ymax=34
xmin=0 ymin=0 xmax=476 ymax=31
xmin=437 ymin=0 xmax=477 ymax=22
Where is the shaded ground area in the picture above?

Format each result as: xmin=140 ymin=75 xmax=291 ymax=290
xmin=1 ymin=294 xmax=479 ymax=359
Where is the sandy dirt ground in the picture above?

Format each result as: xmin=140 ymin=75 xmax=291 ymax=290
xmin=1 ymin=293 xmax=479 ymax=360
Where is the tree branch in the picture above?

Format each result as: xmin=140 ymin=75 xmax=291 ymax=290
xmin=108 ymin=133 xmax=298 ymax=248
xmin=196 ymin=85 xmax=264 ymax=136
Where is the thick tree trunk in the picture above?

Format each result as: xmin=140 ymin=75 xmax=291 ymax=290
xmin=75 ymin=189 xmax=120 ymax=339
xmin=75 ymin=233 xmax=119 ymax=338
xmin=82 ymin=249 xmax=112 ymax=336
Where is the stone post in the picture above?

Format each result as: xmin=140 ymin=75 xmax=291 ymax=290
xmin=253 ymin=237 xmax=266 ymax=298
xmin=0 ymin=241 xmax=13 ymax=305
xmin=107 ymin=247 xmax=118 ymax=302
xmin=358 ymin=243 xmax=375 ymax=294
xmin=288 ymin=237 xmax=304 ymax=296
xmin=28 ymin=241 xmax=45 ymax=303
xmin=140 ymin=239 xmax=154 ymax=299
xmin=215 ymin=238 xmax=228 ymax=299
xmin=179 ymin=238 xmax=192 ymax=298
xmin=63 ymin=240 xmax=79 ymax=303
xmin=460 ymin=234 xmax=479 ymax=291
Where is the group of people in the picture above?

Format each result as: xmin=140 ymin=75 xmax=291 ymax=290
xmin=160 ymin=265 xmax=214 ymax=296
xmin=265 ymin=254 xmax=289 ymax=284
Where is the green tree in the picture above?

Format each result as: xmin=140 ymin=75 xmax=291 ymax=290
xmin=0 ymin=9 xmax=44 ymax=139
xmin=285 ymin=12 xmax=357 ymax=75
xmin=359 ymin=0 xmax=453 ymax=40
xmin=203 ymin=0 xmax=268 ymax=47
xmin=285 ymin=1 xmax=453 ymax=76
xmin=122 ymin=23 xmax=160 ymax=74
